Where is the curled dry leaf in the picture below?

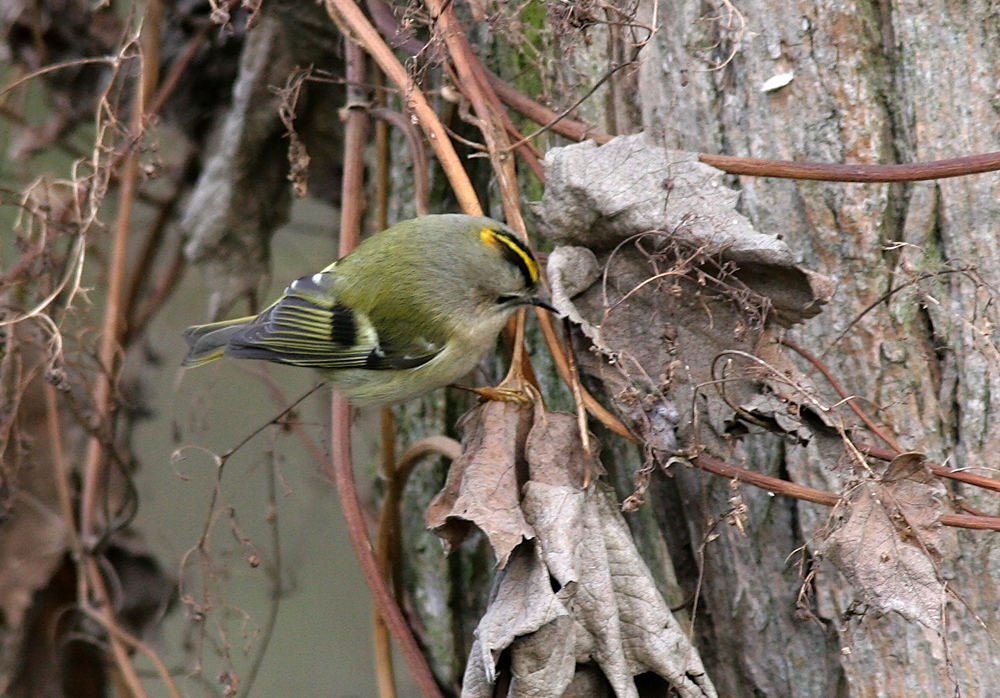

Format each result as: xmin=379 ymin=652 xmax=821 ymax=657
xmin=524 ymin=404 xmax=603 ymax=488
xmin=426 ymin=400 xmax=535 ymax=568
xmin=462 ymin=541 xmax=574 ymax=691
xmin=538 ymin=133 xmax=834 ymax=311
xmin=463 ymin=481 xmax=716 ymax=698
xmin=818 ymin=452 xmax=951 ymax=629
xmin=434 ymin=403 xmax=715 ymax=697
xmin=738 ymin=392 xmax=814 ymax=443
xmin=752 ymin=336 xmax=843 ymax=432
xmin=539 ymin=133 xmax=835 ymax=453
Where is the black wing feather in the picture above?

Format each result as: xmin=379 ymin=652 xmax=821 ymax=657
xmin=224 ymin=272 xmax=442 ymax=371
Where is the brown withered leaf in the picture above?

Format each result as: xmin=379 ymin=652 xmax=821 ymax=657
xmin=539 ymin=134 xmax=834 ymax=457
xmin=463 ymin=482 xmax=716 ymax=698
xmin=453 ymin=404 xmax=716 ymax=697
xmin=426 ymin=400 xmax=535 ymax=567
xmin=738 ymin=393 xmax=814 ymax=443
xmin=819 ymin=452 xmax=949 ymax=629
xmin=461 ymin=541 xmax=575 ymax=694
xmin=525 ymin=406 xmax=603 ymax=487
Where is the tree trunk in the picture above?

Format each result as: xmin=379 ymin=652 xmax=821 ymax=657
xmin=630 ymin=1 xmax=1000 ymax=695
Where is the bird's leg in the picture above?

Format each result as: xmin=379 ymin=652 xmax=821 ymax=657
xmin=448 ymin=382 xmax=536 ymax=405
xmin=471 ymin=384 xmax=536 ymax=405
xmin=487 ymin=309 xmax=544 ymax=404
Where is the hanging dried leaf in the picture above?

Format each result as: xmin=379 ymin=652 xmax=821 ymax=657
xmin=462 ymin=541 xmax=575 ymax=693
xmin=524 ymin=405 xmax=602 ymax=488
xmin=462 ymin=482 xmax=716 ymax=698
xmin=426 ymin=400 xmax=535 ymax=567
xmin=818 ymin=452 xmax=950 ymax=628
xmin=440 ymin=403 xmax=716 ymax=697
xmin=738 ymin=393 xmax=814 ymax=443
xmin=539 ymin=132 xmax=835 ymax=453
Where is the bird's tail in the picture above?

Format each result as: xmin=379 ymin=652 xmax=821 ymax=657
xmin=181 ymin=317 xmax=252 ymax=367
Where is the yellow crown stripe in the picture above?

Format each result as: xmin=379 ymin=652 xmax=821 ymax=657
xmin=479 ymin=227 xmax=539 ymax=284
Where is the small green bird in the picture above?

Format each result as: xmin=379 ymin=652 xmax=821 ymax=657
xmin=182 ymin=214 xmax=550 ymax=405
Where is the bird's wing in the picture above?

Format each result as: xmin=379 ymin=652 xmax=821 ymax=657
xmin=224 ymin=271 xmax=441 ymax=371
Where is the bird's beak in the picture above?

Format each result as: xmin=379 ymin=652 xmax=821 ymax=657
xmin=523 ymin=296 xmax=558 ymax=314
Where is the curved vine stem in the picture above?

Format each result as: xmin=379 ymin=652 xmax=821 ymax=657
xmin=326 ymin=33 xmax=444 ymax=698
xmin=325 ymin=0 xmax=482 ymax=216
xmin=692 ymin=454 xmax=1000 ymax=531
xmin=329 ymin=396 xmax=445 ymax=698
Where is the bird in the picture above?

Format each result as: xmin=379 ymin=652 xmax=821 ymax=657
xmin=182 ymin=214 xmax=551 ymax=405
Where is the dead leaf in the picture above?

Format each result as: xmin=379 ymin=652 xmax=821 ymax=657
xmin=462 ymin=541 xmax=574 ymax=693
xmin=819 ymin=452 xmax=948 ymax=628
xmin=434 ymin=401 xmax=715 ymax=696
xmin=539 ymin=134 xmax=834 ymax=457
xmin=525 ymin=405 xmax=603 ymax=488
xmin=426 ymin=400 xmax=535 ymax=567
xmin=753 ymin=336 xmax=844 ymax=432
xmin=462 ymin=483 xmax=716 ymax=698
xmin=538 ymin=133 xmax=834 ymax=325
xmin=739 ymin=393 xmax=813 ymax=443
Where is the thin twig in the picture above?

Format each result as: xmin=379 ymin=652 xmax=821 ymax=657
xmin=359 ymin=0 xmax=543 ymax=179
xmin=394 ymin=436 xmax=463 ymax=481
xmin=374 ymin=407 xmax=399 ymax=698
xmin=486 ymin=70 xmax=612 ymax=144
xmin=485 ymin=71 xmax=1000 ymax=184
xmin=143 ymin=8 xmax=223 ymax=121
xmin=693 ymin=454 xmax=839 ymax=506
xmin=505 ymin=62 xmax=635 ymax=152
xmin=123 ymin=149 xmax=198 ymax=343
xmin=0 ymin=103 xmax=88 ymax=158
xmin=239 ymin=451 xmax=283 ymax=698
xmin=535 ymin=308 xmax=637 ymax=442
xmin=84 ymin=558 xmax=150 ymax=697
xmin=429 ymin=0 xmax=519 ymax=223
xmin=0 ymin=230 xmax=86 ymax=329
xmin=341 ymin=40 xmax=368 ymax=252
xmin=562 ymin=316 xmax=592 ymax=459
xmin=426 ymin=0 xmax=543 ymax=399
xmin=368 ymin=107 xmax=430 ymax=216
xmin=370 ymin=81 xmax=399 ymax=697
xmin=854 ymin=440 xmax=1000 ymax=495
xmin=126 ymin=238 xmax=187 ymax=345
xmin=80 ymin=602 xmax=181 ymax=698
xmin=0 ymin=57 xmax=116 ymax=101
xmin=822 ymin=269 xmax=970 ymax=356
xmin=373 ymin=67 xmax=391 ymax=231
xmin=372 ymin=435 xmax=463 ymax=698
xmin=325 ymin=0 xmax=482 ymax=215
xmin=940 ymin=513 xmax=1000 ymax=531
xmin=251 ymin=366 xmax=332 ymax=471
xmin=76 ymin=8 xmax=163 ymax=692
xmin=218 ymin=383 xmax=326 ymax=461
xmin=44 ymin=383 xmax=76 ymax=536
xmin=336 ymin=38 xmax=442 ymax=696
xmin=779 ymin=338 xmax=903 ymax=452
xmin=79 ymin=3 xmax=159 ymax=549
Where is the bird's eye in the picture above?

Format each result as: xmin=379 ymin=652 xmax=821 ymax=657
xmin=496 ymin=294 xmax=518 ymax=305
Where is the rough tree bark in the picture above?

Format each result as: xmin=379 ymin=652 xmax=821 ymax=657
xmin=632 ymin=1 xmax=1000 ymax=695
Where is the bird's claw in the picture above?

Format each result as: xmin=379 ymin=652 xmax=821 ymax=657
xmin=472 ymin=386 xmax=535 ymax=405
